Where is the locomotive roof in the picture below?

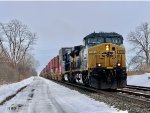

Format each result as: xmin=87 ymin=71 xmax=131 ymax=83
xmin=83 ymin=32 xmax=123 ymax=40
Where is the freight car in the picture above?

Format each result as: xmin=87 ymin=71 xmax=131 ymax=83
xmin=40 ymin=32 xmax=127 ymax=89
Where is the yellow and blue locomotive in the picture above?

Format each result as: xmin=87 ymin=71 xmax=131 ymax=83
xmin=62 ymin=32 xmax=127 ymax=89
xmin=41 ymin=32 xmax=127 ymax=89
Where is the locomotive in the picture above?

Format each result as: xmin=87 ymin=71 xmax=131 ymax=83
xmin=40 ymin=32 xmax=127 ymax=89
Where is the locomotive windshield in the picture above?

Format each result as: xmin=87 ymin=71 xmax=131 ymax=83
xmin=88 ymin=37 xmax=104 ymax=46
xmin=84 ymin=32 xmax=123 ymax=47
xmin=87 ymin=37 xmax=122 ymax=47
xmin=106 ymin=37 xmax=122 ymax=45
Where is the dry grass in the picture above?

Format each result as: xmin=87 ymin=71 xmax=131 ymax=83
xmin=0 ymin=62 xmax=37 ymax=85
xmin=127 ymin=71 xmax=145 ymax=76
xmin=127 ymin=67 xmax=150 ymax=76
xmin=0 ymin=63 xmax=19 ymax=84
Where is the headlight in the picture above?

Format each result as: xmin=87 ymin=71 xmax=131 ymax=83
xmin=97 ymin=63 xmax=101 ymax=67
xmin=106 ymin=45 xmax=109 ymax=51
xmin=117 ymin=63 xmax=121 ymax=66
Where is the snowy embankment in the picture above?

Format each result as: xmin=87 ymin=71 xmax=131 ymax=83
xmin=0 ymin=77 xmax=127 ymax=113
xmin=127 ymin=73 xmax=150 ymax=87
xmin=0 ymin=77 xmax=34 ymax=103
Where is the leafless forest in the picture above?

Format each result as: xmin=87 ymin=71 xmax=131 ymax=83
xmin=0 ymin=19 xmax=37 ymax=84
xmin=127 ymin=22 xmax=150 ymax=75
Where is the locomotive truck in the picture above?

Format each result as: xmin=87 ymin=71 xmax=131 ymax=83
xmin=40 ymin=32 xmax=127 ymax=89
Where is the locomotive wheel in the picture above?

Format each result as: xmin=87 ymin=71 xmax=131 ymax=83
xmin=82 ymin=74 xmax=89 ymax=86
xmin=67 ymin=74 xmax=76 ymax=83
xmin=71 ymin=75 xmax=77 ymax=83
xmin=67 ymin=74 xmax=71 ymax=82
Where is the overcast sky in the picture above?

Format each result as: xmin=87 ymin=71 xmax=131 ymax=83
xmin=0 ymin=1 xmax=150 ymax=73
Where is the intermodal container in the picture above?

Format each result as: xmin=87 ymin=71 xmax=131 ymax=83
xmin=52 ymin=57 xmax=56 ymax=74
xmin=50 ymin=60 xmax=52 ymax=73
xmin=55 ymin=55 xmax=59 ymax=74
xmin=52 ymin=57 xmax=55 ymax=69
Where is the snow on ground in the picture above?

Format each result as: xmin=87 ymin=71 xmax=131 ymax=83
xmin=0 ymin=77 xmax=34 ymax=103
xmin=0 ymin=73 xmax=150 ymax=113
xmin=42 ymin=77 xmax=127 ymax=113
xmin=0 ymin=77 xmax=127 ymax=113
xmin=127 ymin=73 xmax=150 ymax=87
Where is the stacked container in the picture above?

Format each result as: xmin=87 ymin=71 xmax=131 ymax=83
xmin=55 ymin=55 xmax=59 ymax=74
xmin=47 ymin=62 xmax=51 ymax=79
xmin=54 ymin=57 xmax=57 ymax=80
xmin=51 ymin=57 xmax=55 ymax=80
xmin=49 ymin=60 xmax=53 ymax=79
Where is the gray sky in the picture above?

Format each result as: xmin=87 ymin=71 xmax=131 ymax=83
xmin=0 ymin=1 xmax=150 ymax=73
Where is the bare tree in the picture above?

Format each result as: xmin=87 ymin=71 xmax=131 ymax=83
xmin=19 ymin=53 xmax=38 ymax=77
xmin=0 ymin=19 xmax=37 ymax=82
xmin=128 ymin=22 xmax=150 ymax=70
xmin=0 ymin=19 xmax=36 ymax=67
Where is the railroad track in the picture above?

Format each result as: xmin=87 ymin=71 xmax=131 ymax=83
xmin=55 ymin=81 xmax=150 ymax=108
xmin=117 ymin=85 xmax=150 ymax=100
xmin=126 ymin=85 xmax=150 ymax=91
xmin=117 ymin=88 xmax=150 ymax=99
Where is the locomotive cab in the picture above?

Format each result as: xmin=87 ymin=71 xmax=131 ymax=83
xmin=83 ymin=32 xmax=123 ymax=47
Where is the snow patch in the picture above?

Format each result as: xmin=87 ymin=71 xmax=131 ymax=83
xmin=127 ymin=73 xmax=150 ymax=87
xmin=0 ymin=77 xmax=34 ymax=103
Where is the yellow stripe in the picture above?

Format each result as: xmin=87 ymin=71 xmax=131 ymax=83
xmin=106 ymin=67 xmax=113 ymax=69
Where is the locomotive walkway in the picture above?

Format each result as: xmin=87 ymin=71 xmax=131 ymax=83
xmin=0 ymin=77 xmax=126 ymax=113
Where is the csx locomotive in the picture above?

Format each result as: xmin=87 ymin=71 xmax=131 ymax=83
xmin=40 ymin=32 xmax=127 ymax=89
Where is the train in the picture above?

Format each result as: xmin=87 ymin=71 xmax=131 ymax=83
xmin=40 ymin=32 xmax=127 ymax=89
